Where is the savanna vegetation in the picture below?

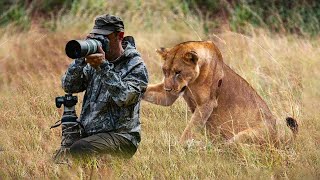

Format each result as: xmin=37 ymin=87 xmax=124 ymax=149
xmin=0 ymin=0 xmax=319 ymax=179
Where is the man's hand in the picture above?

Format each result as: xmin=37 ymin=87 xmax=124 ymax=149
xmin=85 ymin=46 xmax=106 ymax=69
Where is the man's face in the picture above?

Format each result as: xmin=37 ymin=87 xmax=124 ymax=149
xmin=105 ymin=32 xmax=120 ymax=60
xmin=88 ymin=32 xmax=123 ymax=61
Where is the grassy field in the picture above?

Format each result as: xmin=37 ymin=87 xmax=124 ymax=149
xmin=0 ymin=1 xmax=319 ymax=179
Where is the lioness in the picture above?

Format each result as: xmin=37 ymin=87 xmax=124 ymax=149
xmin=143 ymin=41 xmax=298 ymax=144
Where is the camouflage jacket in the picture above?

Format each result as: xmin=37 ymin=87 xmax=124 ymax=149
xmin=61 ymin=43 xmax=148 ymax=146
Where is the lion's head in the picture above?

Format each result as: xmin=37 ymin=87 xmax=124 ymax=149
xmin=156 ymin=41 xmax=223 ymax=95
xmin=156 ymin=44 xmax=201 ymax=95
xmin=157 ymin=42 xmax=206 ymax=95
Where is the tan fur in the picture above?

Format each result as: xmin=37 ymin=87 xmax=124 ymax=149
xmin=143 ymin=41 xmax=296 ymax=144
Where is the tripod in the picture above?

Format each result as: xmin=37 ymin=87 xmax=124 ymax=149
xmin=51 ymin=94 xmax=82 ymax=161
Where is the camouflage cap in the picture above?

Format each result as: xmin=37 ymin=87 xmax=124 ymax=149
xmin=90 ymin=14 xmax=124 ymax=35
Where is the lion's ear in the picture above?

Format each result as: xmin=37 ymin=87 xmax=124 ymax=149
xmin=156 ymin=47 xmax=170 ymax=60
xmin=184 ymin=51 xmax=198 ymax=65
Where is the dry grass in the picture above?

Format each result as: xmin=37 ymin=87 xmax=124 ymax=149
xmin=0 ymin=1 xmax=319 ymax=179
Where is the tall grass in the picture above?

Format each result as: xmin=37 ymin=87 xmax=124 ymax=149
xmin=0 ymin=0 xmax=319 ymax=179
xmin=2 ymin=0 xmax=320 ymax=36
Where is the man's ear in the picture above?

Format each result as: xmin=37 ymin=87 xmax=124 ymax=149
xmin=184 ymin=51 xmax=198 ymax=65
xmin=156 ymin=47 xmax=170 ymax=60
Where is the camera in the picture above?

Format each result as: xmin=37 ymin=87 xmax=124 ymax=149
xmin=52 ymin=94 xmax=82 ymax=152
xmin=65 ymin=34 xmax=110 ymax=59
xmin=55 ymin=94 xmax=78 ymax=108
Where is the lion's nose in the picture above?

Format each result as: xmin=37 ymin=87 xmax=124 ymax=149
xmin=164 ymin=87 xmax=172 ymax=92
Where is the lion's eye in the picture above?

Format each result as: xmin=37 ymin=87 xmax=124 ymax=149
xmin=175 ymin=71 xmax=182 ymax=78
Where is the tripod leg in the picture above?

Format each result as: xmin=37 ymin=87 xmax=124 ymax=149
xmin=53 ymin=147 xmax=73 ymax=166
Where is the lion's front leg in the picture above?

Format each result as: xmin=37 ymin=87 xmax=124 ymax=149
xmin=142 ymin=83 xmax=179 ymax=106
xmin=179 ymin=99 xmax=217 ymax=143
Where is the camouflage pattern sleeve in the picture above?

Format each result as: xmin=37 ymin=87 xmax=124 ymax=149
xmin=99 ymin=60 xmax=148 ymax=107
xmin=61 ymin=58 xmax=92 ymax=93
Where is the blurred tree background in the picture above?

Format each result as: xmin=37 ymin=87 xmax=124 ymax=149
xmin=1 ymin=0 xmax=319 ymax=36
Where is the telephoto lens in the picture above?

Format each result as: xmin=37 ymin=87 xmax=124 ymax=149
xmin=65 ymin=39 xmax=102 ymax=59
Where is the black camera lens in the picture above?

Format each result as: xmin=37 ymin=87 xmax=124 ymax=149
xmin=65 ymin=39 xmax=102 ymax=59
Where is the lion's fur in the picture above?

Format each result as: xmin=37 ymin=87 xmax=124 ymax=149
xmin=143 ymin=41 xmax=297 ymax=144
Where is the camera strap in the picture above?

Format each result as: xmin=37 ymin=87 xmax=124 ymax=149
xmin=50 ymin=120 xmax=61 ymax=129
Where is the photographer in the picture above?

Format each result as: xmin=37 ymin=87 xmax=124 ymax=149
xmin=61 ymin=14 xmax=148 ymax=158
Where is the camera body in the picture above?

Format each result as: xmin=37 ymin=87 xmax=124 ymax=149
xmin=65 ymin=34 xmax=110 ymax=59
xmin=56 ymin=94 xmax=78 ymax=108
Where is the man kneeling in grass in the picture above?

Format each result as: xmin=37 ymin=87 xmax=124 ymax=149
xmin=61 ymin=14 xmax=148 ymax=158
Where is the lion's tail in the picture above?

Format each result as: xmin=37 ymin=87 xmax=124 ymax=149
xmin=286 ymin=117 xmax=298 ymax=138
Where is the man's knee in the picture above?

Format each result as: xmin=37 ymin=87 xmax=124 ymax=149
xmin=69 ymin=133 xmax=138 ymax=158
xmin=69 ymin=139 xmax=95 ymax=156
